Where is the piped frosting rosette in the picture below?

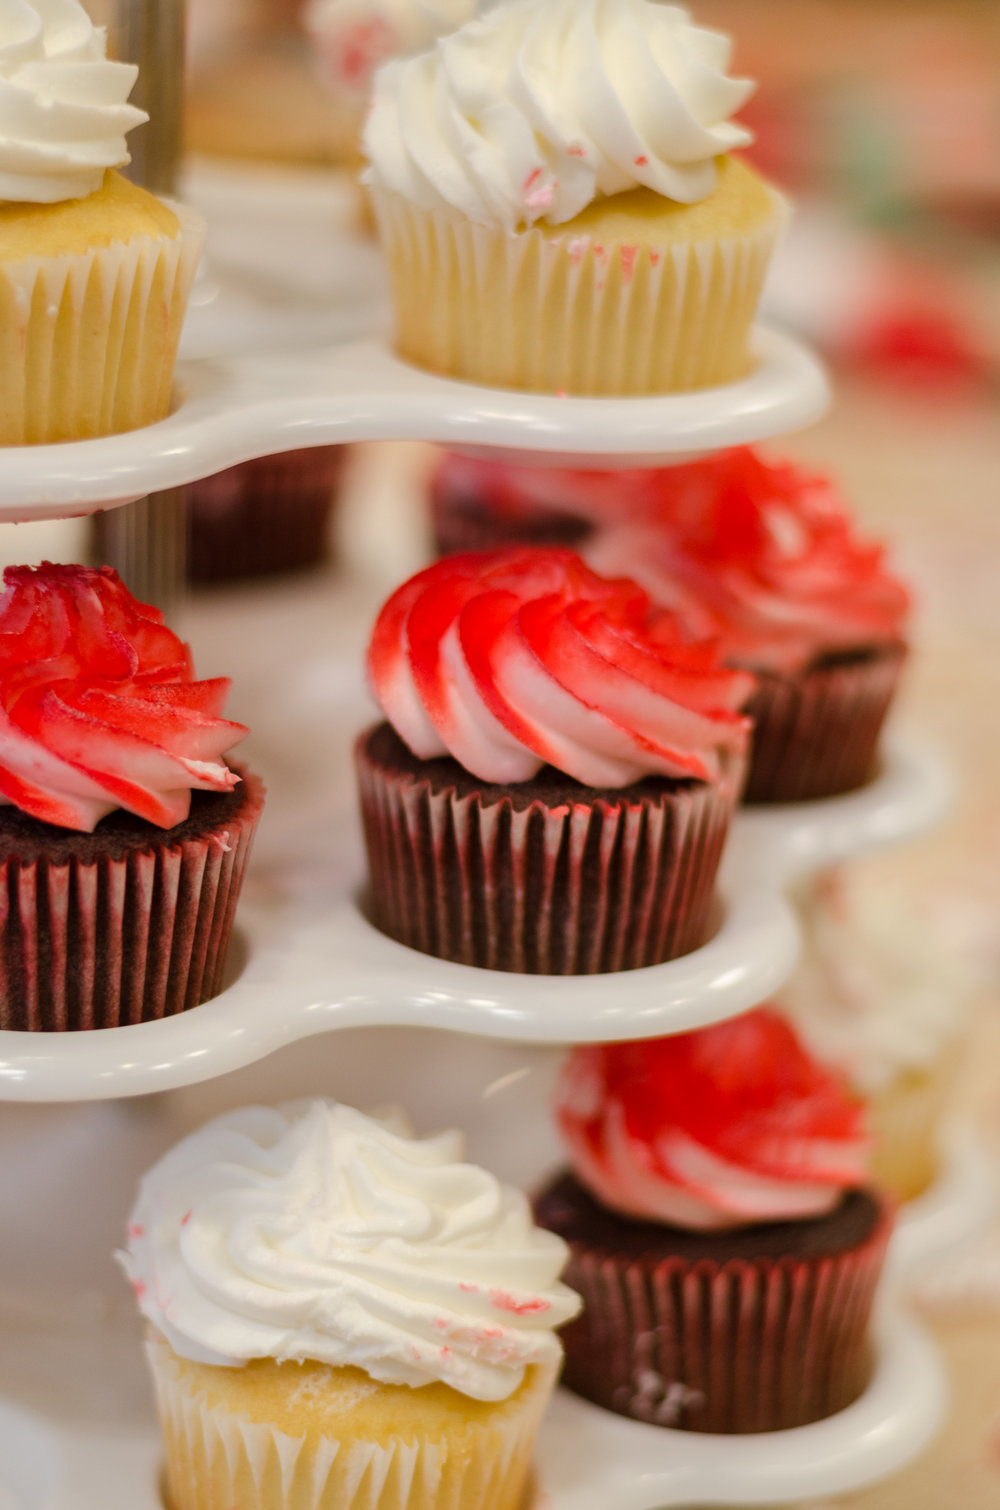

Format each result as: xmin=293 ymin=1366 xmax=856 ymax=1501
xmin=588 ymin=448 xmax=911 ymax=800
xmin=536 ymin=1011 xmax=894 ymax=1432
xmin=363 ymin=0 xmax=786 ymax=393
xmin=0 ymin=565 xmax=263 ymax=1030
xmin=356 ymin=548 xmax=751 ymax=972
xmin=124 ymin=1100 xmax=579 ymax=1510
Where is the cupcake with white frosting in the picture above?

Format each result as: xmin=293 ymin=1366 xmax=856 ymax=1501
xmin=363 ymin=0 xmax=785 ymax=395
xmin=0 ymin=0 xmax=204 ymax=444
xmin=121 ymin=1099 xmax=579 ymax=1510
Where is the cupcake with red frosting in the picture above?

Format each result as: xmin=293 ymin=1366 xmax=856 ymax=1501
xmin=356 ymin=548 xmax=752 ymax=973
xmin=429 ymin=454 xmax=660 ymax=559
xmin=0 ymin=564 xmax=265 ymax=1031
xmin=535 ymin=1009 xmax=893 ymax=1433
xmin=587 ymin=447 xmax=910 ymax=802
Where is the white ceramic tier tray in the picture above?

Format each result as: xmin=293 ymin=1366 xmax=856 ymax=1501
xmin=0 ymin=1309 xmax=943 ymax=1510
xmin=0 ymin=738 xmax=948 ymax=1103
xmin=0 ymin=326 xmax=829 ymax=521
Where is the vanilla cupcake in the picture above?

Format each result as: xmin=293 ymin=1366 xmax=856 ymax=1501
xmin=781 ymin=872 xmax=971 ymax=1202
xmin=0 ymin=1 xmax=204 ymax=444
xmin=364 ymin=0 xmax=785 ymax=395
xmin=121 ymin=1100 xmax=579 ymax=1510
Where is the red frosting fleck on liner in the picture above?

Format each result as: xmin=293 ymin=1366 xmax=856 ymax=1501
xmin=557 ymin=1010 xmax=871 ymax=1231
xmin=0 ymin=564 xmax=247 ymax=832
xmin=368 ymin=548 xmax=753 ymax=789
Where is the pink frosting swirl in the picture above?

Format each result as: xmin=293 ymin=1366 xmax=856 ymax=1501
xmin=0 ymin=564 xmax=248 ymax=833
xmin=431 ymin=453 xmax=665 ymax=525
xmin=556 ymin=1009 xmax=871 ymax=1231
xmin=367 ymin=549 xmax=752 ymax=788
xmin=586 ymin=448 xmax=911 ymax=673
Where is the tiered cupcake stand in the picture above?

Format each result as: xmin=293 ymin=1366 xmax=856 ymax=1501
xmin=0 ymin=169 xmax=992 ymax=1510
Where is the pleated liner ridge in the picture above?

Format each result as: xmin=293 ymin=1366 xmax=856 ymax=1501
xmin=557 ymin=1200 xmax=893 ymax=1434
xmin=372 ymin=189 xmax=784 ymax=396
xmin=743 ymin=640 xmax=907 ymax=803
xmin=148 ymin=1335 xmax=554 ymax=1510
xmin=0 ymin=768 xmax=265 ymax=1031
xmin=0 ymin=201 xmax=204 ymax=445
xmin=356 ymin=725 xmax=742 ymax=974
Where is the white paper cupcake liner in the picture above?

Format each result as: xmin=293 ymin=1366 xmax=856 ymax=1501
xmin=0 ymin=199 xmax=204 ymax=444
xmin=147 ymin=1335 xmax=554 ymax=1510
xmin=371 ymin=186 xmax=786 ymax=395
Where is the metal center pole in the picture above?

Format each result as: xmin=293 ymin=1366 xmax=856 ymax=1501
xmin=96 ymin=0 xmax=189 ymax=604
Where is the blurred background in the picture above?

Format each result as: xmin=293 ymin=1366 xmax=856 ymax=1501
xmin=1 ymin=3 xmax=999 ymax=1505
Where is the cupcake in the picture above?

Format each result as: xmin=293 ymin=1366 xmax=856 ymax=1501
xmin=0 ymin=1 xmax=205 ymax=445
xmin=121 ymin=1098 xmax=580 ymax=1510
xmin=185 ymin=447 xmax=346 ymax=583
xmin=536 ymin=1009 xmax=893 ymax=1433
xmin=781 ymin=870 xmax=971 ymax=1203
xmin=587 ymin=446 xmax=911 ymax=801
xmin=430 ymin=453 xmax=664 ymax=559
xmin=356 ymin=547 xmax=752 ymax=973
xmin=0 ymin=564 xmax=264 ymax=1031
xmin=364 ymin=0 xmax=785 ymax=396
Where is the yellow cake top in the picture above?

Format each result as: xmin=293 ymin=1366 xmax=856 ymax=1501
xmin=0 ymin=170 xmax=180 ymax=260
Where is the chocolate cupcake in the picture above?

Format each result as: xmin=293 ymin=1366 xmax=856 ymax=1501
xmin=185 ymin=448 xmax=346 ymax=583
xmin=535 ymin=1010 xmax=893 ymax=1433
xmin=356 ymin=548 xmax=752 ymax=974
xmin=586 ymin=447 xmax=910 ymax=802
xmin=430 ymin=453 xmax=660 ymax=558
xmin=0 ymin=564 xmax=264 ymax=1030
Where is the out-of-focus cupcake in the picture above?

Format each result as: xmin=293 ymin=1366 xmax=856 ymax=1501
xmin=587 ymin=446 xmax=911 ymax=801
xmin=185 ymin=447 xmax=347 ymax=583
xmin=0 ymin=1 xmax=204 ymax=444
xmin=304 ymin=0 xmax=475 ymax=228
xmin=781 ymin=871 xmax=971 ymax=1203
xmin=536 ymin=1010 xmax=893 ymax=1433
xmin=356 ymin=547 xmax=752 ymax=973
xmin=121 ymin=1098 xmax=579 ymax=1510
xmin=430 ymin=453 xmax=666 ymax=558
xmin=0 ymin=564 xmax=264 ymax=1031
xmin=364 ymin=0 xmax=786 ymax=395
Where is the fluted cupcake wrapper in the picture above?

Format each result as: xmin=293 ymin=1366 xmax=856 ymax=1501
xmin=148 ymin=1336 xmax=553 ymax=1510
xmin=558 ymin=1205 xmax=893 ymax=1434
xmin=0 ymin=201 xmax=204 ymax=445
xmin=867 ymin=1044 xmax=963 ymax=1204
xmin=742 ymin=642 xmax=907 ymax=804
xmin=184 ymin=448 xmax=346 ymax=582
xmin=0 ymin=768 xmax=264 ymax=1032
xmin=372 ymin=189 xmax=786 ymax=396
xmin=356 ymin=727 xmax=742 ymax=974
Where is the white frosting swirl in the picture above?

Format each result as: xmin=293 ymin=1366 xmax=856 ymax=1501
xmin=783 ymin=877 xmax=972 ymax=1094
xmin=120 ymin=1100 xmax=579 ymax=1403
xmin=0 ymin=0 xmax=148 ymax=204
xmin=364 ymin=0 xmax=754 ymax=230
xmin=305 ymin=0 xmax=475 ymax=98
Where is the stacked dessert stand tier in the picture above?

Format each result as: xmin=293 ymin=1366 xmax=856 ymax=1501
xmin=0 ymin=174 xmax=993 ymax=1510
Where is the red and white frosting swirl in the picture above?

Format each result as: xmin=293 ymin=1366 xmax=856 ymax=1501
xmin=368 ymin=549 xmax=752 ymax=788
xmin=0 ymin=564 xmax=248 ymax=834
xmin=586 ymin=448 xmax=910 ymax=673
xmin=432 ymin=453 xmax=665 ymax=525
xmin=556 ymin=1009 xmax=870 ymax=1231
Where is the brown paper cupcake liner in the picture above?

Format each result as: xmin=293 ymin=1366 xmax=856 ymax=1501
xmin=0 ymin=766 xmax=265 ymax=1032
xmin=148 ymin=1334 xmax=554 ymax=1510
xmin=356 ymin=723 xmax=742 ymax=974
xmin=544 ymin=1186 xmax=892 ymax=1434
xmin=742 ymin=641 xmax=907 ymax=804
xmin=372 ymin=188 xmax=785 ymax=396
xmin=0 ymin=201 xmax=204 ymax=446
xmin=184 ymin=447 xmax=346 ymax=582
